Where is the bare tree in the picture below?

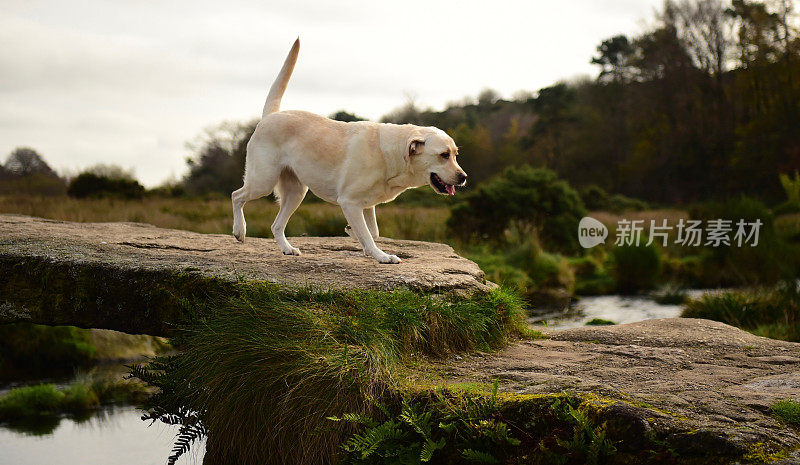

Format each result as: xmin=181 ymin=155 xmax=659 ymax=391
xmin=666 ymin=0 xmax=736 ymax=76
xmin=4 ymin=147 xmax=57 ymax=177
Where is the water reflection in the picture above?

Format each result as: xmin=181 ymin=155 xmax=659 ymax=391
xmin=0 ymin=406 xmax=205 ymax=465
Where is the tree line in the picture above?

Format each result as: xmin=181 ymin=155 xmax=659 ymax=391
xmin=5 ymin=0 xmax=798 ymax=206
xmin=378 ymin=0 xmax=800 ymax=205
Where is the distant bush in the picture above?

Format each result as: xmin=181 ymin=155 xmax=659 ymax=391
xmin=448 ymin=166 xmax=586 ymax=253
xmin=570 ymin=254 xmax=616 ymax=295
xmin=611 ymin=243 xmax=662 ymax=293
xmin=67 ymin=172 xmax=145 ymax=199
xmin=579 ymin=185 xmax=648 ymax=213
xmin=0 ymin=147 xmax=66 ymax=196
xmin=691 ymin=195 xmax=798 ymax=285
xmin=607 ymin=194 xmax=648 ymax=213
xmin=467 ymin=238 xmax=575 ymax=302
xmin=505 ymin=239 xmax=575 ymax=292
xmin=579 ymin=185 xmax=610 ymax=211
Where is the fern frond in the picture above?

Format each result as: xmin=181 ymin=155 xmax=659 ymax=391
xmin=461 ymin=448 xmax=499 ymax=464
xmin=167 ymin=422 xmax=207 ymax=465
xmin=420 ymin=437 xmax=446 ymax=462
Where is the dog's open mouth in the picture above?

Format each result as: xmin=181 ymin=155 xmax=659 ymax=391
xmin=430 ymin=173 xmax=455 ymax=196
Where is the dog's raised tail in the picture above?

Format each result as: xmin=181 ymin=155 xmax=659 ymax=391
xmin=262 ymin=38 xmax=300 ymax=117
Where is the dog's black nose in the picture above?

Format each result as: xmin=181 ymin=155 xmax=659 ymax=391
xmin=457 ymin=172 xmax=467 ymax=186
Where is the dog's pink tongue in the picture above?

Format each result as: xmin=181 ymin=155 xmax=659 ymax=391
xmin=446 ymin=185 xmax=455 ymax=196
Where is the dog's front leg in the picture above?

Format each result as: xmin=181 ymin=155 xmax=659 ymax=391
xmin=340 ymin=202 xmax=400 ymax=264
xmin=364 ymin=206 xmax=379 ymax=239
xmin=345 ymin=206 xmax=379 ymax=244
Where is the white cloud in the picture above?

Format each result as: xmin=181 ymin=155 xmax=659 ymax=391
xmin=0 ymin=0 xmax=662 ymax=186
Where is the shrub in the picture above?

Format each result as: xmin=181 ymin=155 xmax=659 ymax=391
xmin=448 ymin=166 xmax=586 ymax=253
xmin=606 ymin=194 xmax=648 ymax=213
xmin=579 ymin=185 xmax=648 ymax=213
xmin=611 ymin=243 xmax=662 ymax=293
xmin=505 ymin=238 xmax=575 ymax=292
xmin=68 ymin=172 xmax=145 ymax=199
xmin=569 ymin=254 xmax=615 ymax=295
xmin=466 ymin=238 xmax=575 ymax=299
xmin=579 ymin=185 xmax=610 ymax=211
xmin=692 ymin=196 xmax=797 ymax=285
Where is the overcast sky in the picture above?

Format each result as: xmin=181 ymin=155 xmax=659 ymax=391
xmin=1 ymin=0 xmax=663 ymax=186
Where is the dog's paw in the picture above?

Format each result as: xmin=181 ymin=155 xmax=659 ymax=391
xmin=377 ymin=254 xmax=401 ymax=264
xmin=233 ymin=224 xmax=246 ymax=242
xmin=282 ymin=247 xmax=302 ymax=256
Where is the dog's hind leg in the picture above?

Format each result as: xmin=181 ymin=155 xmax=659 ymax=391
xmin=233 ymin=142 xmax=282 ymax=242
xmin=232 ymin=184 xmax=265 ymax=242
xmin=271 ymin=169 xmax=307 ymax=256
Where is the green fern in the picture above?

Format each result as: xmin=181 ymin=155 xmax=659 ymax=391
xmin=343 ymin=420 xmax=407 ymax=459
xmin=328 ymin=412 xmax=378 ymax=428
xmin=461 ymin=448 xmax=499 ymax=464
xmin=333 ymin=388 xmax=520 ymax=465
xmin=420 ymin=437 xmax=446 ymax=462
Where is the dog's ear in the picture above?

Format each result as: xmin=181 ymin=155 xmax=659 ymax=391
xmin=404 ymin=138 xmax=425 ymax=163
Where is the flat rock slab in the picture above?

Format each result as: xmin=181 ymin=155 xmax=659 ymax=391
xmin=0 ymin=214 xmax=490 ymax=293
xmin=0 ymin=215 xmax=491 ymax=334
xmin=437 ymin=318 xmax=800 ymax=461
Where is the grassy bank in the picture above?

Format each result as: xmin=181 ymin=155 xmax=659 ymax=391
xmin=682 ymin=281 xmax=800 ymax=341
xmin=131 ymin=283 xmax=530 ymax=465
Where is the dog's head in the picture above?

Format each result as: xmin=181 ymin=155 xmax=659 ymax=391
xmin=404 ymin=128 xmax=467 ymax=196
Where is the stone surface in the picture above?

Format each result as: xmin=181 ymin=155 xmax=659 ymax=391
xmin=0 ymin=214 xmax=492 ymax=334
xmin=434 ymin=318 xmax=800 ymax=460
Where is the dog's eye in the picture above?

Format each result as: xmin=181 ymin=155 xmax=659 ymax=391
xmin=440 ymin=152 xmax=450 ymax=159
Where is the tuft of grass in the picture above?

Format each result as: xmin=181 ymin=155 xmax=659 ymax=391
xmin=585 ymin=318 xmax=616 ymax=326
xmin=772 ymin=399 xmax=800 ymax=425
xmin=0 ymin=384 xmax=66 ymax=419
xmin=0 ymin=376 xmax=147 ymax=425
xmin=651 ymin=284 xmax=688 ymax=305
xmin=132 ymin=284 xmax=527 ymax=465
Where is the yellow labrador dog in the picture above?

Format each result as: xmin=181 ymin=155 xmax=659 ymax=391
xmin=232 ymin=39 xmax=467 ymax=264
